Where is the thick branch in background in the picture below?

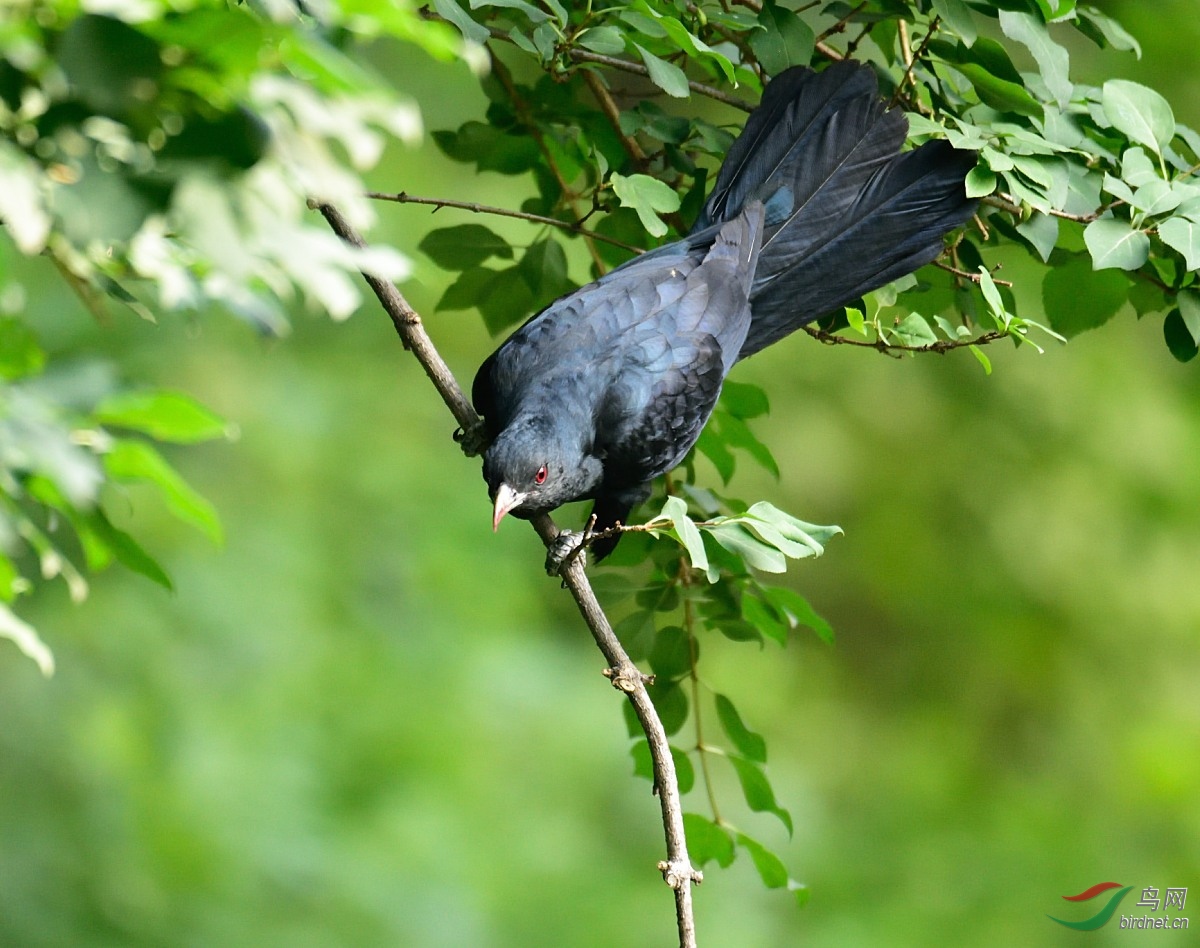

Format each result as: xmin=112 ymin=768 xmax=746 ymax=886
xmin=312 ymin=200 xmax=702 ymax=948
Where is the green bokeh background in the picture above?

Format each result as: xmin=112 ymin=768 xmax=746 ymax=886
xmin=2 ymin=3 xmax=1198 ymax=944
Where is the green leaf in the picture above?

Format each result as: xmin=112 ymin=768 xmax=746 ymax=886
xmin=932 ymin=0 xmax=977 ymax=46
xmin=720 ymin=381 xmax=769 ymax=420
xmin=683 ymin=813 xmax=735 ymax=868
xmin=736 ymin=833 xmax=788 ymax=888
xmin=761 ymin=585 xmax=834 ymax=644
xmin=611 ymin=172 xmax=681 ymax=238
xmin=436 ymin=266 xmax=497 ymax=312
xmin=1163 ymin=309 xmax=1199 ymax=362
xmin=1016 ymin=212 xmax=1059 ymax=262
xmin=103 ymin=440 xmax=223 ymax=544
xmin=695 ymin=426 xmax=736 ymax=484
xmin=1102 ymin=80 xmax=1176 ymax=158
xmin=518 ymin=238 xmax=571 ymax=300
xmin=998 ymin=11 xmax=1072 ymax=107
xmin=709 ymin=523 xmax=787 ymax=573
xmin=87 ymin=511 xmax=173 ymax=590
xmin=729 ymin=756 xmax=793 ymax=834
xmin=469 ymin=0 xmax=550 ymax=24
xmin=672 ymin=745 xmax=695 ymax=794
xmin=1131 ymin=180 xmax=1182 ymax=216
xmin=1122 ymin=147 xmax=1159 ymax=188
xmin=641 ymin=4 xmax=736 ymax=84
xmin=720 ymin=414 xmax=779 ymax=479
xmin=649 ymin=680 xmax=689 ymax=736
xmin=95 ymin=390 xmax=228 ymax=444
xmin=419 ymin=224 xmax=514 ymax=270
xmin=663 ymin=496 xmax=708 ymax=572
xmin=1159 ymin=217 xmax=1200 ymax=270
xmin=951 ymin=63 xmax=1042 ymax=117
xmin=715 ymin=693 xmax=767 ymax=762
xmin=0 ymin=604 xmax=54 ymax=677
xmin=630 ymin=739 xmax=653 ymax=781
xmin=977 ymin=267 xmax=1009 ymax=327
xmin=649 ymin=624 xmax=694 ymax=680
xmin=965 ymin=165 xmax=997 ymax=198
xmin=576 ymin=26 xmax=626 ymax=55
xmin=0 ymin=317 xmax=45 ymax=380
xmin=751 ymin=0 xmax=815 ymax=75
xmin=432 ymin=0 xmax=489 ymax=44
xmin=1042 ymin=255 xmax=1129 ymax=336
xmin=478 ymin=267 xmax=536 ymax=335
xmin=970 ymin=344 xmax=993 ymax=375
xmin=634 ymin=44 xmax=690 ymax=99
xmin=1076 ymin=5 xmax=1141 ymax=58
xmin=741 ymin=590 xmax=789 ymax=646
xmin=891 ymin=313 xmax=938 ymax=347
xmin=1084 ymin=218 xmax=1151 ymax=271
xmin=1176 ymin=290 xmax=1200 ymax=345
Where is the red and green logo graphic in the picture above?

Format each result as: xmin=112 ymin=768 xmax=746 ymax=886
xmin=1048 ymin=882 xmax=1134 ymax=931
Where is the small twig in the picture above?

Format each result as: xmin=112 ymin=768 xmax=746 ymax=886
xmin=367 ymin=191 xmax=644 ymax=255
xmin=313 ymin=198 xmax=700 ymax=948
xmin=802 ymin=324 xmax=1007 ymax=353
xmin=814 ymin=40 xmax=845 ymax=62
xmin=567 ymin=49 xmax=753 ymax=112
xmin=889 ymin=17 xmax=939 ymax=112
xmin=686 ymin=0 xmax=762 ymax=82
xmin=984 ymin=193 xmax=1121 ymax=225
xmin=817 ymin=1 xmax=867 ymax=42
xmin=582 ymin=69 xmax=649 ymax=167
xmin=933 ymin=259 xmax=1013 ymax=287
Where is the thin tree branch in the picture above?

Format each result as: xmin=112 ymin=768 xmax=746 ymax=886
xmin=366 ymin=191 xmax=644 ymax=255
xmin=889 ymin=16 xmax=939 ymax=112
xmin=582 ymin=69 xmax=649 ymax=167
xmin=311 ymin=199 xmax=700 ymax=948
xmin=802 ymin=324 xmax=1007 ymax=353
xmin=567 ymin=49 xmax=753 ymax=112
xmin=817 ymin=1 xmax=867 ymax=43
xmin=933 ymin=259 xmax=1013 ymax=287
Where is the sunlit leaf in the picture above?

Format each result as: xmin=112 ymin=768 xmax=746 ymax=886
xmin=103 ymin=440 xmax=222 ymax=544
xmin=95 ymin=390 xmax=229 ymax=444
xmin=0 ymin=603 xmax=54 ymax=677
xmin=611 ymin=172 xmax=681 ymax=237
xmin=1083 ymin=218 xmax=1151 ymax=271
xmin=1102 ymin=79 xmax=1176 ymax=157
xmin=634 ymin=44 xmax=690 ymax=99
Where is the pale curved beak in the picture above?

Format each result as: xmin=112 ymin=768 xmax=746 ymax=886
xmin=492 ymin=483 xmax=526 ymax=532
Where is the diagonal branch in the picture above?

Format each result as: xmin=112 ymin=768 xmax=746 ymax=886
xmin=311 ymin=199 xmax=701 ymax=948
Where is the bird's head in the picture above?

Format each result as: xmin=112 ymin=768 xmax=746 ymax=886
xmin=482 ymin=414 xmax=601 ymax=531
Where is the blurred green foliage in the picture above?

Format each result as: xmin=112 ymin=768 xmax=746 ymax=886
xmin=2 ymin=0 xmax=1199 ymax=945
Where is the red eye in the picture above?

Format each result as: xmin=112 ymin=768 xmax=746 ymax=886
xmin=534 ymin=465 xmax=547 ymax=485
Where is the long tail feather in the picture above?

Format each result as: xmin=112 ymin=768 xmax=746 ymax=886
xmin=691 ymin=62 xmax=977 ymax=360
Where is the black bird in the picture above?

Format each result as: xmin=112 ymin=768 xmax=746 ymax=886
xmin=472 ymin=61 xmax=977 ymax=565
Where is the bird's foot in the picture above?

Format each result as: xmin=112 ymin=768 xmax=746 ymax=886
xmin=545 ymin=528 xmax=589 ymax=577
xmin=453 ymin=422 xmax=488 ymax=458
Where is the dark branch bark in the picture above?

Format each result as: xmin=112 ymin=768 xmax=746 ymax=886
xmin=312 ymin=199 xmax=701 ymax=948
